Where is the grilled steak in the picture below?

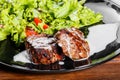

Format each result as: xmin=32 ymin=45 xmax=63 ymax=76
xmin=25 ymin=34 xmax=62 ymax=65
xmin=55 ymin=28 xmax=90 ymax=60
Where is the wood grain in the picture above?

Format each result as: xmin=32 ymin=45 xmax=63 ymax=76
xmin=0 ymin=56 xmax=120 ymax=80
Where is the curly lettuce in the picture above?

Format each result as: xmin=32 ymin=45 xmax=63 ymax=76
xmin=0 ymin=0 xmax=103 ymax=44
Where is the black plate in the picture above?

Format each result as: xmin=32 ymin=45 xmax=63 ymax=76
xmin=0 ymin=1 xmax=120 ymax=73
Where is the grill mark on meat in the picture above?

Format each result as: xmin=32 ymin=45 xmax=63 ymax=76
xmin=65 ymin=29 xmax=88 ymax=59
xmin=55 ymin=28 xmax=90 ymax=60
xmin=64 ymin=34 xmax=71 ymax=58
xmin=67 ymin=28 xmax=90 ymax=58
xmin=67 ymin=28 xmax=84 ymax=40
xmin=75 ymin=39 xmax=89 ymax=58
xmin=56 ymin=30 xmax=72 ymax=58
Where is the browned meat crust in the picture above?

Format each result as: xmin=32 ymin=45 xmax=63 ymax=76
xmin=55 ymin=28 xmax=90 ymax=60
xmin=25 ymin=34 xmax=62 ymax=65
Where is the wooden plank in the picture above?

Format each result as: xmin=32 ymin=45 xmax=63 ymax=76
xmin=0 ymin=55 xmax=120 ymax=80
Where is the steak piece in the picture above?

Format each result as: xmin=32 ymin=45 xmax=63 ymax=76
xmin=25 ymin=34 xmax=62 ymax=65
xmin=55 ymin=28 xmax=90 ymax=60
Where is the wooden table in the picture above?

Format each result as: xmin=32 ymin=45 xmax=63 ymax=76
xmin=0 ymin=55 xmax=120 ymax=80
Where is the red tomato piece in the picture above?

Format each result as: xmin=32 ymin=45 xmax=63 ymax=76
xmin=34 ymin=17 xmax=42 ymax=26
xmin=43 ymin=24 xmax=49 ymax=29
xmin=25 ymin=27 xmax=38 ymax=37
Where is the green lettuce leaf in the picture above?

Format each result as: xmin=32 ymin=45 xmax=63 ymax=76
xmin=0 ymin=0 xmax=103 ymax=44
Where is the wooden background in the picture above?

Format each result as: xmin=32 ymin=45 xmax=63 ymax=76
xmin=0 ymin=55 xmax=120 ymax=80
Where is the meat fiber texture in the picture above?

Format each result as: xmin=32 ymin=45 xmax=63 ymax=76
xmin=25 ymin=34 xmax=62 ymax=65
xmin=25 ymin=28 xmax=90 ymax=66
xmin=55 ymin=28 xmax=90 ymax=60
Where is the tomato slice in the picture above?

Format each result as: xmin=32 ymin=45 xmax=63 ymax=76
xmin=43 ymin=24 xmax=49 ymax=29
xmin=34 ymin=17 xmax=42 ymax=26
xmin=34 ymin=17 xmax=49 ymax=30
xmin=25 ymin=27 xmax=38 ymax=37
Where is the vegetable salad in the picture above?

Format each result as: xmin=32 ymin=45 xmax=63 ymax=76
xmin=0 ymin=0 xmax=103 ymax=44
